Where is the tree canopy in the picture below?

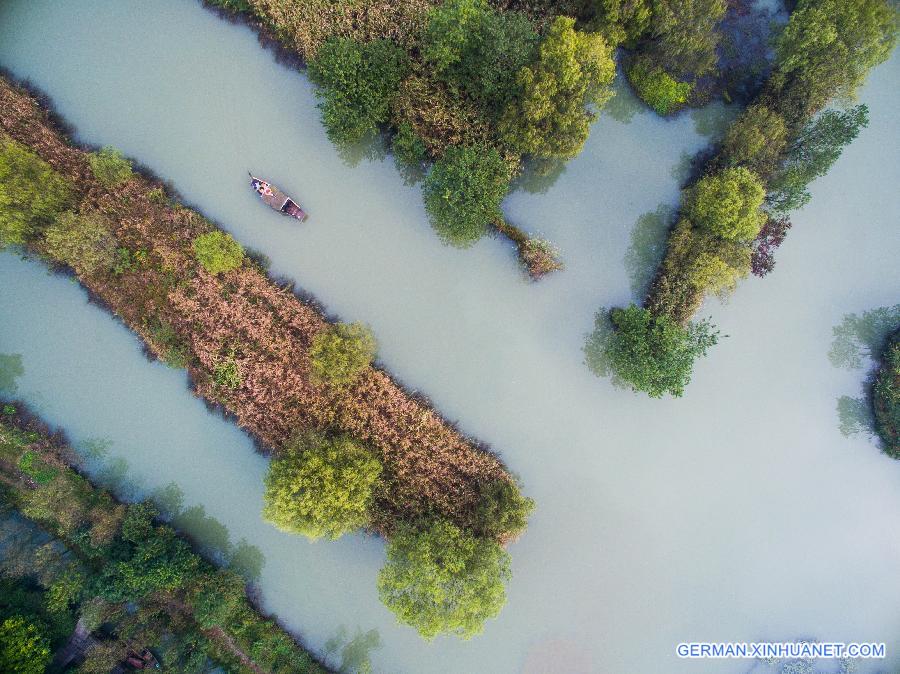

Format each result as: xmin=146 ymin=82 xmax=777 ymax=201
xmin=474 ymin=478 xmax=534 ymax=540
xmin=263 ymin=432 xmax=382 ymax=540
xmin=0 ymin=616 xmax=51 ymax=674
xmin=685 ymin=167 xmax=766 ymax=241
xmin=719 ymin=104 xmax=788 ymax=177
xmin=308 ymin=37 xmax=410 ymax=145
xmin=500 ymin=16 xmax=615 ymax=159
xmin=585 ymin=304 xmax=719 ymax=398
xmin=646 ymin=0 xmax=726 ymax=78
xmin=774 ymin=0 xmax=897 ymax=119
xmin=192 ymin=230 xmax=245 ymax=274
xmin=423 ymin=0 xmax=538 ymax=115
xmin=0 ymin=137 xmax=73 ymax=246
xmin=378 ymin=518 xmax=510 ymax=639
xmin=309 ymin=321 xmax=377 ymax=387
xmin=422 ymin=143 xmax=509 ymax=246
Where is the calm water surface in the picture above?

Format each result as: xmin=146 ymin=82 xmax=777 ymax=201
xmin=1 ymin=1 xmax=899 ymax=672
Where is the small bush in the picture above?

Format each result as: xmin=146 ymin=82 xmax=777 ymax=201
xmin=43 ymin=210 xmax=117 ymax=275
xmin=263 ymin=432 xmax=382 ymax=540
xmin=87 ymin=146 xmax=133 ymax=187
xmin=192 ymin=231 xmax=244 ymax=275
xmin=148 ymin=319 xmax=189 ymax=368
xmin=626 ymin=58 xmax=692 ymax=115
xmin=309 ymin=322 xmax=376 ymax=387
xmin=585 ymin=304 xmax=719 ymax=398
xmin=423 ymin=144 xmax=509 ymax=246
xmin=213 ymin=357 xmax=241 ymax=389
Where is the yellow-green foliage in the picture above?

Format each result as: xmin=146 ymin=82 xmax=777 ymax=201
xmin=500 ymin=17 xmax=615 ymax=159
xmin=0 ymin=136 xmax=73 ymax=246
xmin=309 ymin=322 xmax=377 ymax=387
xmin=684 ymin=167 xmax=766 ymax=241
xmin=773 ymin=0 xmax=897 ymax=120
xmin=377 ymin=518 xmax=511 ymax=639
xmin=43 ymin=210 xmax=117 ymax=275
xmin=87 ymin=146 xmax=133 ymax=187
xmin=263 ymin=432 xmax=382 ymax=540
xmin=0 ymin=616 xmax=51 ymax=674
xmin=250 ymin=0 xmax=430 ymax=59
xmin=192 ymin=230 xmax=244 ymax=275
xmin=626 ymin=57 xmax=693 ymax=115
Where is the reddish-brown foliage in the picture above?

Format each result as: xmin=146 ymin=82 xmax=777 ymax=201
xmin=0 ymin=77 xmax=513 ymax=539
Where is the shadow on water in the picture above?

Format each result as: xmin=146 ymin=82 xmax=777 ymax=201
xmin=335 ymin=131 xmax=389 ymax=169
xmin=836 ymin=395 xmax=876 ymax=439
xmin=511 ymin=157 xmax=568 ymax=195
xmin=323 ymin=626 xmax=383 ymax=674
xmin=0 ymin=353 xmax=24 ymax=395
xmin=79 ymin=436 xmax=114 ymax=460
xmin=624 ymin=204 xmax=675 ymax=299
xmin=669 ymin=151 xmax=694 ymax=187
xmin=828 ymin=305 xmax=900 ymax=443
xmin=152 ymin=481 xmax=265 ymax=581
xmin=828 ymin=304 xmax=900 ymax=370
xmin=689 ymin=102 xmax=740 ymax=141
xmin=604 ymin=75 xmax=643 ymax=125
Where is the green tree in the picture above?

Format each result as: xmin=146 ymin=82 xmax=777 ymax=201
xmin=87 ymin=146 xmax=133 ymax=187
xmin=43 ymin=210 xmax=117 ymax=275
xmin=309 ymin=322 xmax=377 ymax=386
xmin=308 ymin=37 xmax=409 ymax=145
xmin=767 ymin=105 xmax=869 ymax=213
xmin=500 ymin=17 xmax=615 ymax=159
xmin=773 ymin=0 xmax=896 ymax=121
xmin=422 ymin=144 xmax=509 ymax=246
xmin=192 ymin=230 xmax=244 ymax=274
xmin=0 ymin=615 xmax=51 ymax=674
xmin=377 ymin=518 xmax=511 ymax=639
xmin=263 ymin=432 xmax=382 ymax=540
xmin=718 ymin=104 xmax=788 ymax=176
xmin=423 ymin=0 xmax=538 ymax=115
xmin=188 ymin=570 xmax=247 ymax=629
xmin=392 ymin=122 xmax=427 ymax=166
xmin=474 ymin=478 xmax=534 ymax=540
xmin=97 ymin=502 xmax=199 ymax=601
xmin=0 ymin=137 xmax=73 ymax=246
xmin=685 ymin=167 xmax=766 ymax=241
xmin=585 ymin=304 xmax=719 ymax=398
xmin=646 ymin=0 xmax=726 ymax=78
xmin=591 ymin=0 xmax=652 ymax=46
xmin=626 ymin=56 xmax=693 ymax=115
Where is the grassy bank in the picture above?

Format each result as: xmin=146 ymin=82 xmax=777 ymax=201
xmin=586 ymin=0 xmax=897 ymax=398
xmin=0 ymin=404 xmax=328 ymax=673
xmin=0 ymin=75 xmax=530 ymax=638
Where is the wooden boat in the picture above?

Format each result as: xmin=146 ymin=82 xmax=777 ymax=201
xmin=249 ymin=173 xmax=307 ymax=221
